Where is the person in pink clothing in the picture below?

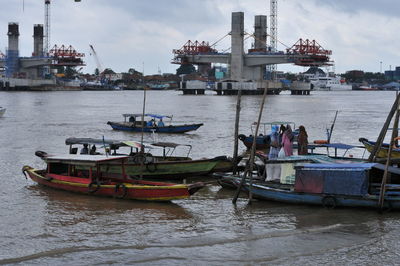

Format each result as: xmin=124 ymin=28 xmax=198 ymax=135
xmin=281 ymin=124 xmax=294 ymax=156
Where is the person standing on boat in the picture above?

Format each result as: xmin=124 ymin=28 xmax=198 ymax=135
xmin=80 ymin=144 xmax=89 ymax=155
xmin=266 ymin=125 xmax=281 ymax=181
xmin=297 ymin=125 xmax=308 ymax=155
xmin=158 ymin=118 xmax=165 ymax=127
xmin=282 ymin=124 xmax=294 ymax=156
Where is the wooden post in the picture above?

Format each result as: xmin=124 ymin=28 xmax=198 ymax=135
xmin=368 ymin=93 xmax=400 ymax=162
xmin=378 ymin=106 xmax=400 ymax=209
xmin=232 ymin=86 xmax=268 ymax=204
xmin=394 ymin=91 xmax=399 ymax=147
xmin=232 ymin=88 xmax=242 ymax=174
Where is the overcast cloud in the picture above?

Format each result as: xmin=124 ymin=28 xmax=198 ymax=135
xmin=0 ymin=0 xmax=398 ymax=75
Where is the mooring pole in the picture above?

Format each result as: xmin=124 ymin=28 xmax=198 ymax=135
xmin=232 ymin=88 xmax=242 ymax=174
xmin=233 ymin=86 xmax=267 ymax=204
xmin=368 ymin=93 xmax=400 ymax=162
xmin=247 ymin=86 xmax=268 ymax=203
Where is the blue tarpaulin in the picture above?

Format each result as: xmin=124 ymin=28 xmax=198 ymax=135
xmin=295 ymin=164 xmax=371 ymax=196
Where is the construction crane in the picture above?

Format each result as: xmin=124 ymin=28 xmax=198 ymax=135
xmin=268 ymin=0 xmax=278 ymax=80
xmin=43 ymin=0 xmax=81 ymax=55
xmin=89 ymin=44 xmax=103 ymax=75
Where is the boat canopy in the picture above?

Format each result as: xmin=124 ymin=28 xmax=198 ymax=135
xmin=122 ymin=113 xmax=173 ymax=119
xmin=151 ymin=142 xmax=191 ymax=149
xmin=65 ymin=137 xmax=147 ymax=149
xmin=44 ymin=154 xmax=128 ymax=166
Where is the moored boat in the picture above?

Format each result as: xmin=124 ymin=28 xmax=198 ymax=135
xmin=107 ymin=113 xmax=203 ymax=134
xmin=36 ymin=137 xmax=239 ymax=180
xmin=238 ymin=121 xmax=297 ymax=150
xmin=359 ymin=137 xmax=400 ymax=159
xmin=23 ymin=155 xmax=205 ymax=201
xmin=218 ymin=160 xmax=400 ymax=210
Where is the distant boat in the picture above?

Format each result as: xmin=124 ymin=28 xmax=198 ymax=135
xmin=107 ymin=113 xmax=203 ymax=134
xmin=0 ymin=107 xmax=6 ymax=117
xmin=309 ymin=75 xmax=352 ymax=91
xmin=22 ymin=155 xmax=205 ymax=201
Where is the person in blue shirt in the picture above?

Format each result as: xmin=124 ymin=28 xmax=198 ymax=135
xmin=157 ymin=118 xmax=165 ymax=127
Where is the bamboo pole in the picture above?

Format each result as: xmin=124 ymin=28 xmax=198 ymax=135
xmin=232 ymin=88 xmax=242 ymax=174
xmin=368 ymin=93 xmax=400 ymax=162
xmin=394 ymin=91 xmax=399 ymax=147
xmin=378 ymin=105 xmax=400 ymax=210
xmin=247 ymin=86 xmax=268 ymax=203
xmin=232 ymin=86 xmax=268 ymax=204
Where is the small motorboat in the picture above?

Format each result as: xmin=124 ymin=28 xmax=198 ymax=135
xmin=23 ymin=154 xmax=205 ymax=201
xmin=107 ymin=113 xmax=203 ymax=134
xmin=57 ymin=137 xmax=238 ymax=180
xmin=238 ymin=121 xmax=298 ymax=150
xmin=359 ymin=137 xmax=400 ymax=159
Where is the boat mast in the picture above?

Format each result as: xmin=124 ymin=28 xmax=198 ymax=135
xmin=140 ymin=62 xmax=146 ymax=152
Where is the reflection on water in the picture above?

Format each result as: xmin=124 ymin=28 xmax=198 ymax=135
xmin=1 ymin=90 xmax=400 ymax=264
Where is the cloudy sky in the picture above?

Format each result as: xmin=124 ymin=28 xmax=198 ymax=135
xmin=0 ymin=0 xmax=398 ymax=75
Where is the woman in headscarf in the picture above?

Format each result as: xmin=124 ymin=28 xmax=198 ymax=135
xmin=266 ymin=125 xmax=281 ymax=181
xmin=281 ymin=124 xmax=294 ymax=156
xmin=297 ymin=125 xmax=308 ymax=155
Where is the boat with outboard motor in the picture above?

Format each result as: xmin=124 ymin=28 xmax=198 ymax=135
xmin=107 ymin=113 xmax=203 ymax=133
xmin=22 ymin=155 xmax=205 ymax=201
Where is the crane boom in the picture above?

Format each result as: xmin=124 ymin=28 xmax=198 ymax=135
xmin=89 ymin=44 xmax=103 ymax=74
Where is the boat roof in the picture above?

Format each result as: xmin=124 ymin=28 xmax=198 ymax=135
xmin=301 ymin=163 xmax=377 ymax=170
xmin=65 ymin=137 xmax=146 ymax=149
xmin=122 ymin=113 xmax=172 ymax=119
xmin=309 ymin=143 xmax=362 ymax=150
xmin=65 ymin=137 xmax=188 ymax=150
xmin=252 ymin=121 xmax=295 ymax=126
xmin=45 ymin=154 xmax=128 ymax=166
xmin=151 ymin=142 xmax=191 ymax=148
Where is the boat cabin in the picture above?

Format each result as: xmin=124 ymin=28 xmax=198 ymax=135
xmin=44 ymin=155 xmax=130 ymax=182
xmin=122 ymin=113 xmax=173 ymax=127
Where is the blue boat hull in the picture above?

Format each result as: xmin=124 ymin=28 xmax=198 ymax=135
xmin=107 ymin=121 xmax=203 ymax=133
xmin=223 ymin=177 xmax=400 ymax=210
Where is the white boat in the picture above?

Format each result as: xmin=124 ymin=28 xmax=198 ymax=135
xmin=0 ymin=107 xmax=6 ymax=117
xmin=309 ymin=75 xmax=352 ymax=91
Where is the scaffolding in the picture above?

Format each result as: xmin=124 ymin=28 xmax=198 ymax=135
xmin=5 ymin=49 xmax=19 ymax=78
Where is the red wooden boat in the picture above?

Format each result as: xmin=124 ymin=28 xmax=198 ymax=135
xmin=22 ymin=155 xmax=204 ymax=201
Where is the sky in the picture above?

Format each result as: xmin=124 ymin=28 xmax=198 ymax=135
xmin=0 ymin=0 xmax=399 ymax=75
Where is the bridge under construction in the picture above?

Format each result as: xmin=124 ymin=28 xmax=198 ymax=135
xmin=173 ymin=12 xmax=332 ymax=95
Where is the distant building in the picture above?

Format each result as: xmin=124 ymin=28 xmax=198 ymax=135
xmin=385 ymin=66 xmax=400 ymax=81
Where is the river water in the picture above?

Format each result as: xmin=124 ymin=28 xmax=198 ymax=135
xmin=1 ymin=90 xmax=399 ymax=265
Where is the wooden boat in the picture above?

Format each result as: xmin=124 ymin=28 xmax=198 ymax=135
xmin=35 ymin=138 xmax=239 ymax=180
xmin=0 ymin=107 xmax=6 ymax=117
xmin=22 ymin=155 xmax=205 ymax=201
xmin=107 ymin=113 xmax=203 ymax=133
xmin=359 ymin=137 xmax=400 ymax=159
xmin=218 ymin=161 xmax=400 ymax=210
xmin=238 ymin=121 xmax=297 ymax=150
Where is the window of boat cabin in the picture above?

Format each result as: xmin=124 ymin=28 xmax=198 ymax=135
xmin=48 ymin=162 xmax=69 ymax=175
